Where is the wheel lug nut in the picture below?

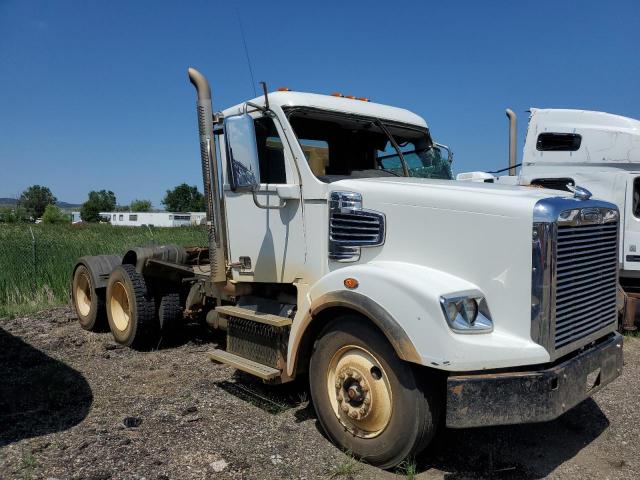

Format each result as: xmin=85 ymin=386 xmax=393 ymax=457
xmin=352 ymin=372 xmax=361 ymax=381
xmin=335 ymin=379 xmax=342 ymax=389
xmin=341 ymin=404 xmax=349 ymax=413
xmin=337 ymin=392 xmax=343 ymax=402
xmin=363 ymin=397 xmax=371 ymax=405
xmin=359 ymin=407 xmax=366 ymax=416
xmin=349 ymin=410 xmax=359 ymax=419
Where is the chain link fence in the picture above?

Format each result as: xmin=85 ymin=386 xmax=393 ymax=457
xmin=0 ymin=224 xmax=207 ymax=316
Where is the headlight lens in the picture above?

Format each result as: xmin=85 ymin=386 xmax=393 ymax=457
xmin=440 ymin=292 xmax=493 ymax=334
xmin=461 ymin=298 xmax=478 ymax=324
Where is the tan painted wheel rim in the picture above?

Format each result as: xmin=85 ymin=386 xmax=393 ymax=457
xmin=326 ymin=345 xmax=393 ymax=438
xmin=75 ymin=272 xmax=92 ymax=317
xmin=110 ymin=281 xmax=131 ymax=332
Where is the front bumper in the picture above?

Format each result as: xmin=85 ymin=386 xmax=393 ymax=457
xmin=446 ymin=333 xmax=623 ymax=428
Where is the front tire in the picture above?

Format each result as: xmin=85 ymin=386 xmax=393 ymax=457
xmin=106 ymin=264 xmax=158 ymax=349
xmin=309 ymin=316 xmax=439 ymax=468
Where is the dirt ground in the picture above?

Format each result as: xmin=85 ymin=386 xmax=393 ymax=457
xmin=1 ymin=307 xmax=638 ymax=480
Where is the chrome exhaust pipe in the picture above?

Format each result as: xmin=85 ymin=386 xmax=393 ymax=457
xmin=506 ymin=108 xmax=517 ymax=176
xmin=188 ymin=67 xmax=227 ymax=283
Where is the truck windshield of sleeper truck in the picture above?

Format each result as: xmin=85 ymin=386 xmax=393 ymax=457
xmin=69 ymin=68 xmax=623 ymax=469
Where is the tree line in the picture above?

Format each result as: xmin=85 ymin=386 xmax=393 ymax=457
xmin=0 ymin=183 xmax=206 ymax=224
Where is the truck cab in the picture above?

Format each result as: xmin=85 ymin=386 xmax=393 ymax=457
xmin=71 ymin=70 xmax=623 ymax=468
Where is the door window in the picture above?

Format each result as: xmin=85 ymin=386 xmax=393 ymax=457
xmin=254 ymin=117 xmax=287 ymax=184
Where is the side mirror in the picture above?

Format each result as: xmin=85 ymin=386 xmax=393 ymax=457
xmin=435 ymin=143 xmax=453 ymax=164
xmin=224 ymin=114 xmax=260 ymax=191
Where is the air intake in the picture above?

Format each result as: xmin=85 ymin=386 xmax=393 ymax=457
xmin=329 ymin=191 xmax=385 ymax=262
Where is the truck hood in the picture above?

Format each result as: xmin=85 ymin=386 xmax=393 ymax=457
xmin=328 ymin=176 xmax=572 ymax=345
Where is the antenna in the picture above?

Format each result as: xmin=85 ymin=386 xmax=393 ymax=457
xmin=236 ymin=8 xmax=257 ymax=98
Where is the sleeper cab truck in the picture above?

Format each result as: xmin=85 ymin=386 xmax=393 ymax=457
xmin=70 ymin=68 xmax=623 ymax=468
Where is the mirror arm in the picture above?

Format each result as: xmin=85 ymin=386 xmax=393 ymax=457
xmin=252 ymin=190 xmax=286 ymax=209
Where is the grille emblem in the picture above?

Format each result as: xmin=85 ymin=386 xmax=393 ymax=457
xmin=580 ymin=208 xmax=603 ymax=224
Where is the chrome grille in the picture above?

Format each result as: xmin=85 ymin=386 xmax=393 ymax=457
xmin=330 ymin=212 xmax=384 ymax=244
xmin=554 ymin=222 xmax=618 ymax=349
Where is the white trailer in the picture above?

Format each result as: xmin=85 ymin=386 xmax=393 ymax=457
xmin=100 ymin=211 xmax=205 ymax=227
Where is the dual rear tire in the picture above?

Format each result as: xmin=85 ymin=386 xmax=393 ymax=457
xmin=106 ymin=264 xmax=159 ymax=349
xmin=72 ymin=260 xmax=183 ymax=349
xmin=72 ymin=264 xmax=106 ymax=331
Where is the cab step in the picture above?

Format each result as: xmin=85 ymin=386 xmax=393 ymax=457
xmin=208 ymin=348 xmax=281 ymax=380
xmin=215 ymin=305 xmax=292 ymax=327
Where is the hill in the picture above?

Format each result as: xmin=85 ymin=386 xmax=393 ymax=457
xmin=0 ymin=198 xmax=81 ymax=210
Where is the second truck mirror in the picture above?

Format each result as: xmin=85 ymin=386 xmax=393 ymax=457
xmin=225 ymin=114 xmax=261 ymax=191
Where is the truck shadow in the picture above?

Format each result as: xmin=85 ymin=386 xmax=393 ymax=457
xmin=0 ymin=327 xmax=93 ymax=447
xmin=215 ymin=371 xmax=314 ymax=418
xmin=424 ymin=398 xmax=609 ymax=478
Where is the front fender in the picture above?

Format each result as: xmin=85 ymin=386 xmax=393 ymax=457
xmin=288 ymin=261 xmax=550 ymax=375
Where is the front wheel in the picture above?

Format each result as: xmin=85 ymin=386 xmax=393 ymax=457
xmin=309 ymin=316 xmax=439 ymax=468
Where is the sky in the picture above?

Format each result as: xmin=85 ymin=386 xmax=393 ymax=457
xmin=1 ymin=0 xmax=639 ymax=208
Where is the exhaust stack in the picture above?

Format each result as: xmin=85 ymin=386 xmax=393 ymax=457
xmin=506 ymin=108 xmax=517 ymax=176
xmin=188 ymin=67 xmax=227 ymax=283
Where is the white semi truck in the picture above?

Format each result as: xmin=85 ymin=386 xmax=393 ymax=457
xmin=459 ymin=108 xmax=640 ymax=327
xmin=71 ymin=69 xmax=623 ymax=468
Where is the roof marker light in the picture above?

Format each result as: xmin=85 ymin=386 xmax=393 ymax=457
xmin=277 ymin=87 xmax=291 ymax=91
xmin=331 ymin=92 xmax=344 ymax=97
xmin=358 ymin=97 xmax=370 ymax=102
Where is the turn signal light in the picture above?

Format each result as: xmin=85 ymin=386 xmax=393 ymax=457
xmin=330 ymin=92 xmax=370 ymax=101
xmin=344 ymin=278 xmax=359 ymax=289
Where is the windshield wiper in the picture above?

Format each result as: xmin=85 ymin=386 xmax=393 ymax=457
xmin=375 ymin=119 xmax=409 ymax=177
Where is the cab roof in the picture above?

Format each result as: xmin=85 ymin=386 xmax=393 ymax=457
xmin=221 ymin=91 xmax=428 ymax=129
xmin=530 ymin=107 xmax=640 ymax=134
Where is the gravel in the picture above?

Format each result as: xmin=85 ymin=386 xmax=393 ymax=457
xmin=1 ymin=307 xmax=638 ymax=479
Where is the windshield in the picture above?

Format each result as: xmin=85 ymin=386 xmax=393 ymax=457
xmin=285 ymin=107 xmax=453 ymax=182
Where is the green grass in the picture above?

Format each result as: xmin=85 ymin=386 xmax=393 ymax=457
xmin=0 ymin=223 xmax=207 ymax=317
xmin=396 ymin=458 xmax=418 ymax=479
xmin=20 ymin=448 xmax=37 ymax=480
xmin=328 ymin=451 xmax=362 ymax=479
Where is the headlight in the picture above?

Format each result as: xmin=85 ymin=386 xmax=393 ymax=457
xmin=440 ymin=292 xmax=493 ymax=334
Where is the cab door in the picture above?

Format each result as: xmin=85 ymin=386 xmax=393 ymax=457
xmin=222 ymin=114 xmax=306 ymax=283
